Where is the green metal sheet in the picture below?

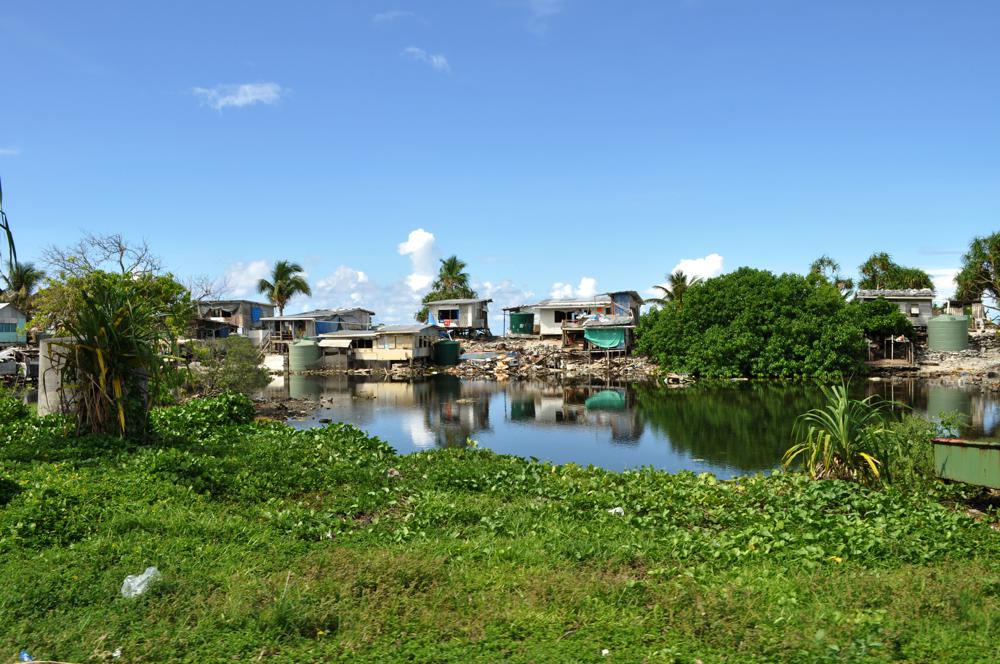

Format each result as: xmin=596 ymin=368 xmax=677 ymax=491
xmin=932 ymin=438 xmax=1000 ymax=489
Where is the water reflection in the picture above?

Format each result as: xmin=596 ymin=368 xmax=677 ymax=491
xmin=265 ymin=375 xmax=1000 ymax=477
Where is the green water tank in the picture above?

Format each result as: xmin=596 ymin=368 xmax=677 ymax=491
xmin=288 ymin=339 xmax=321 ymax=371
xmin=433 ymin=340 xmax=461 ymax=366
xmin=509 ymin=312 xmax=534 ymax=335
xmin=928 ymin=315 xmax=969 ymax=352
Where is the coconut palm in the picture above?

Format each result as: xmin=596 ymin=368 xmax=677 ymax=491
xmin=257 ymin=260 xmax=312 ymax=316
xmin=645 ymin=270 xmax=702 ymax=307
xmin=2 ymin=261 xmax=44 ymax=317
xmin=432 ymin=255 xmax=474 ymax=296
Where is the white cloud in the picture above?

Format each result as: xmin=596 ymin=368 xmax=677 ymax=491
xmin=223 ymin=260 xmax=271 ymax=298
xmin=671 ymin=253 xmax=725 ymax=281
xmin=373 ymin=9 xmax=414 ymax=23
xmin=402 ymin=47 xmax=450 ymax=72
xmin=476 ymin=279 xmax=535 ymax=331
xmin=192 ymin=82 xmax=284 ymax=110
xmin=397 ymin=228 xmax=438 ymax=292
xmin=550 ymin=276 xmax=598 ymax=299
xmin=0 ymin=147 xmax=20 ymax=157
xmin=527 ymin=0 xmax=563 ymax=19
xmin=925 ymin=267 xmax=960 ymax=301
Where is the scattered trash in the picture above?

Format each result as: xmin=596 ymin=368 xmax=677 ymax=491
xmin=318 ymin=417 xmax=333 ymax=424
xmin=121 ymin=566 xmax=162 ymax=598
xmin=112 ymin=647 xmax=123 ymax=659
xmin=18 ymin=650 xmax=33 ymax=662
xmin=607 ymin=507 xmax=625 ymax=517
xmin=387 ymin=468 xmax=401 ymax=479
xmin=601 ymin=648 xmax=610 ymax=656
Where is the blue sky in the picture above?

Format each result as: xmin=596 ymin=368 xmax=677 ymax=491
xmin=2 ymin=1 xmax=998 ymax=323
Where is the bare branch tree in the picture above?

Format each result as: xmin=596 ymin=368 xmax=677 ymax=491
xmin=42 ymin=232 xmax=162 ymax=277
xmin=186 ymin=274 xmax=231 ymax=303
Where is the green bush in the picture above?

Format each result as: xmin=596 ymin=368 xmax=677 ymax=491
xmin=151 ymin=392 xmax=255 ymax=442
xmin=190 ymin=336 xmax=270 ymax=397
xmin=637 ymin=268 xmax=912 ymax=378
xmin=0 ymin=392 xmax=29 ymax=424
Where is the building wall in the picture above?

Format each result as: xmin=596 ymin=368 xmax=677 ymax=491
xmin=429 ymin=303 xmax=487 ymax=329
xmin=891 ymin=300 xmax=933 ymax=328
xmin=0 ymin=310 xmax=26 ymax=344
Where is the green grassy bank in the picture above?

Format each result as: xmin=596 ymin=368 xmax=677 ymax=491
xmin=1 ymin=395 xmax=998 ymax=663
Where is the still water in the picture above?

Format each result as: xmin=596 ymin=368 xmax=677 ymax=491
xmin=265 ymin=375 xmax=1000 ymax=479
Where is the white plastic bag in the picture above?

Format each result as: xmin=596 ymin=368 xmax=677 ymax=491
xmin=121 ymin=566 xmax=161 ymax=598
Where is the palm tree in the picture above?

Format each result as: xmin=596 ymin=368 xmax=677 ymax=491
xmin=432 ymin=255 xmax=473 ymax=295
xmin=257 ymin=260 xmax=311 ymax=316
xmin=3 ymin=261 xmax=44 ymax=317
xmin=645 ymin=270 xmax=702 ymax=307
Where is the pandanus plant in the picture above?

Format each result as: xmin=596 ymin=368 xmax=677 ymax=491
xmin=783 ymin=384 xmax=895 ymax=484
xmin=54 ymin=278 xmax=169 ymax=437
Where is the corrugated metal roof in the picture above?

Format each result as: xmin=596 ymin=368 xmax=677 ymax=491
xmin=856 ymin=289 xmax=935 ymax=299
xmin=261 ymin=306 xmax=375 ymax=321
xmin=378 ymin=324 xmax=440 ymax=334
xmin=427 ymin=298 xmax=492 ymax=306
xmin=318 ymin=338 xmax=353 ymax=348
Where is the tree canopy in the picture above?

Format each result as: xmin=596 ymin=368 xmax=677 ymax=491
xmin=636 ymin=268 xmax=912 ymax=379
xmin=416 ymin=255 xmax=477 ymax=322
xmin=857 ymin=252 xmax=933 ymax=291
xmin=257 ymin=260 xmax=312 ymax=316
xmin=645 ymin=270 xmax=701 ymax=307
xmin=955 ymin=231 xmax=1000 ymax=309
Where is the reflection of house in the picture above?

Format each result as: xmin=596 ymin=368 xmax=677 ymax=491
xmin=856 ymin=289 xmax=935 ymax=328
xmin=317 ymin=324 xmax=440 ymax=368
xmin=518 ymin=291 xmax=643 ymax=352
xmin=197 ymin=300 xmax=274 ymax=333
xmin=425 ymin=299 xmax=492 ymax=336
xmin=262 ymin=307 xmax=375 ymax=352
xmin=0 ymin=303 xmax=27 ymax=345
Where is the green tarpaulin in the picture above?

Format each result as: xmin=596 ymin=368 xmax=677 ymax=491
xmin=584 ymin=327 xmax=626 ymax=349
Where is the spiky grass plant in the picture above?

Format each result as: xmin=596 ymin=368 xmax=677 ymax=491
xmin=783 ymin=384 xmax=895 ymax=484
xmin=53 ymin=279 xmax=171 ymax=438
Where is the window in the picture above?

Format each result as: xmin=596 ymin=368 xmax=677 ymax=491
xmin=0 ymin=323 xmax=15 ymax=333
xmin=353 ymin=339 xmax=373 ymax=349
xmin=438 ymin=309 xmax=459 ymax=321
xmin=909 ymin=305 xmax=920 ymax=317
xmin=554 ymin=310 xmax=568 ymax=323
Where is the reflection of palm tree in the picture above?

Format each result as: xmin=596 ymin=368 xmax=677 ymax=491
xmin=257 ymin=260 xmax=312 ymax=316
xmin=645 ymin=270 xmax=702 ymax=307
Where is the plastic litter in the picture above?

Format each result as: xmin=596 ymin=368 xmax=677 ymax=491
xmin=121 ymin=566 xmax=162 ymax=598
xmin=607 ymin=507 xmax=624 ymax=517
xmin=601 ymin=649 xmax=610 ymax=656
xmin=18 ymin=650 xmax=33 ymax=662
xmin=112 ymin=648 xmax=123 ymax=659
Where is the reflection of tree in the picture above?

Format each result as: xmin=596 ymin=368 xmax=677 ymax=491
xmin=635 ymin=383 xmax=829 ymax=471
xmin=424 ymin=375 xmax=496 ymax=448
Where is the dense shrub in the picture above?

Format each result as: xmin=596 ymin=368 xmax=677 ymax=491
xmin=637 ymin=268 xmax=912 ymax=378
xmin=189 ymin=336 xmax=270 ymax=397
xmin=0 ymin=392 xmax=30 ymax=424
xmin=150 ymin=392 xmax=256 ymax=441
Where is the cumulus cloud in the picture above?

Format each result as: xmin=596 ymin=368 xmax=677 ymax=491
xmin=671 ymin=253 xmax=725 ymax=281
xmin=550 ymin=277 xmax=598 ymax=300
xmin=527 ymin=0 xmax=563 ymax=19
xmin=925 ymin=267 xmax=960 ymax=301
xmin=223 ymin=260 xmax=271 ymax=298
xmin=476 ymin=279 xmax=536 ymax=331
xmin=373 ymin=9 xmax=414 ymax=23
xmin=192 ymin=82 xmax=284 ymax=110
xmin=398 ymin=228 xmax=438 ymax=292
xmin=0 ymin=147 xmax=20 ymax=157
xmin=402 ymin=47 xmax=450 ymax=72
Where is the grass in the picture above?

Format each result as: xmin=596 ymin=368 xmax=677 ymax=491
xmin=1 ymin=395 xmax=998 ymax=663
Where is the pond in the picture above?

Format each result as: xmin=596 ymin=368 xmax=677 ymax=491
xmin=263 ymin=375 xmax=1000 ymax=479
